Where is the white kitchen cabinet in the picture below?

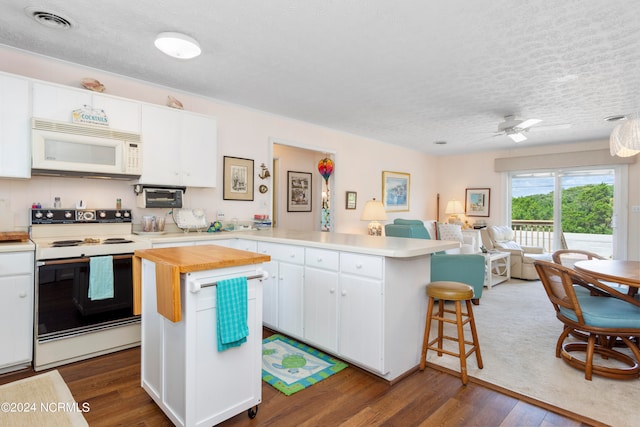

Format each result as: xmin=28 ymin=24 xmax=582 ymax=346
xmin=338 ymin=253 xmax=383 ymax=373
xmin=139 ymin=103 xmax=217 ymax=187
xmin=199 ymin=239 xmax=257 ymax=253
xmin=32 ymin=81 xmax=141 ymax=132
xmin=257 ymin=242 xmax=304 ymax=339
xmin=0 ymin=73 xmax=31 ymax=178
xmin=303 ymin=248 xmax=339 ymax=353
xmin=0 ymin=251 xmax=35 ymax=372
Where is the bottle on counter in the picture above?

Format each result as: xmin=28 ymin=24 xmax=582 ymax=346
xmin=54 ymin=197 xmax=61 ymax=208
xmin=116 ymin=198 xmax=122 ymax=209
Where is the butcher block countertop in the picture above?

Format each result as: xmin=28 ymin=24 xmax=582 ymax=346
xmin=133 ymin=245 xmax=270 ymax=322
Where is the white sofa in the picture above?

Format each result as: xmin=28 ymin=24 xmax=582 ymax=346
xmin=481 ymin=225 xmax=552 ymax=280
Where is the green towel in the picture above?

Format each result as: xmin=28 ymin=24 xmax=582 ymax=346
xmin=88 ymin=255 xmax=114 ymax=300
xmin=216 ymin=277 xmax=249 ymax=351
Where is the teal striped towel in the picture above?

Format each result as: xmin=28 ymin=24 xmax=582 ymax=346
xmin=216 ymin=277 xmax=249 ymax=352
xmin=88 ymin=255 xmax=114 ymax=300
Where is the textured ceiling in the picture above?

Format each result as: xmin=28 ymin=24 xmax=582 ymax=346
xmin=1 ymin=0 xmax=639 ymax=156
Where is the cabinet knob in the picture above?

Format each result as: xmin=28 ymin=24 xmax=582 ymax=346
xmin=19 ymin=292 xmax=27 ymax=298
xmin=341 ymin=290 xmax=347 ymax=296
xmin=356 ymin=263 xmax=363 ymax=269
xmin=330 ymin=288 xmax=335 ymax=294
xmin=317 ymin=257 xmax=323 ymax=262
xmin=289 ymin=253 xmax=296 ymax=258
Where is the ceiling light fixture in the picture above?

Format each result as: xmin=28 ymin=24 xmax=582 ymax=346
xmin=610 ymin=115 xmax=640 ymax=157
xmin=154 ymin=32 xmax=201 ymax=59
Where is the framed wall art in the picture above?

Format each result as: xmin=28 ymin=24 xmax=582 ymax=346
xmin=465 ymin=188 xmax=490 ymax=217
xmin=223 ymin=156 xmax=254 ymax=201
xmin=346 ymin=191 xmax=357 ymax=209
xmin=382 ymin=171 xmax=410 ymax=212
xmin=287 ymin=171 xmax=312 ymax=212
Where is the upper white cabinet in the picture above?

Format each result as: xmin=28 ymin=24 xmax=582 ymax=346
xmin=32 ymin=82 xmax=141 ymax=133
xmin=139 ymin=103 xmax=217 ymax=187
xmin=0 ymin=73 xmax=31 ymax=178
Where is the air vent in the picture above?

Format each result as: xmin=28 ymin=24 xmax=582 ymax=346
xmin=25 ymin=7 xmax=74 ymax=30
xmin=33 ymin=118 xmax=141 ymax=143
xmin=604 ymin=115 xmax=627 ymax=122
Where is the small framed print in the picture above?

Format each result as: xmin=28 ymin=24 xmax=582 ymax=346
xmin=346 ymin=191 xmax=357 ymax=209
xmin=382 ymin=171 xmax=410 ymax=212
xmin=465 ymin=188 xmax=490 ymax=217
xmin=287 ymin=171 xmax=312 ymax=212
xmin=223 ymin=156 xmax=254 ymax=201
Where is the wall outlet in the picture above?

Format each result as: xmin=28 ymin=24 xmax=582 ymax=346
xmin=216 ymin=210 xmax=225 ymax=220
xmin=632 ymin=205 xmax=640 ymax=213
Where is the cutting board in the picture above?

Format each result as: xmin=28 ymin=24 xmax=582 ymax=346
xmin=0 ymin=232 xmax=30 ymax=242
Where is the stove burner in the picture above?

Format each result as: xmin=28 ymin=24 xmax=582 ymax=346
xmin=52 ymin=240 xmax=83 ymax=247
xmin=103 ymin=238 xmax=134 ymax=244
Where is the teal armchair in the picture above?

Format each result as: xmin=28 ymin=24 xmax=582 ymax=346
xmin=385 ymin=219 xmax=485 ymax=303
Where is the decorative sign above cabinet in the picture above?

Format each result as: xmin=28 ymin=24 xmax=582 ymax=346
xmin=72 ymin=105 xmax=109 ymax=127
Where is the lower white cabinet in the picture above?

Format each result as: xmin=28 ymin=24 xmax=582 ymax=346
xmin=257 ymin=242 xmax=304 ymax=340
xmin=338 ymin=253 xmax=384 ymax=373
xmin=0 ymin=251 xmax=34 ymax=372
xmin=303 ymin=248 xmax=339 ymax=353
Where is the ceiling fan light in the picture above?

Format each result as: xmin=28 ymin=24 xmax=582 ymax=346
xmin=154 ymin=32 xmax=201 ymax=59
xmin=517 ymin=119 xmax=542 ymax=129
xmin=508 ymin=132 xmax=527 ymax=143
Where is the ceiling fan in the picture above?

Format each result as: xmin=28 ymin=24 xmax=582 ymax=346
xmin=493 ymin=115 xmax=572 ymax=142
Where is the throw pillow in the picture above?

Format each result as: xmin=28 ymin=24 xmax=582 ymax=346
xmin=436 ymin=223 xmax=463 ymax=242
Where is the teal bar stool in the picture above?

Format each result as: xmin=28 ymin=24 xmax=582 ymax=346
xmin=419 ymin=281 xmax=483 ymax=385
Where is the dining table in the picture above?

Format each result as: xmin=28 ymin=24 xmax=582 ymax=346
xmin=574 ymin=259 xmax=640 ymax=296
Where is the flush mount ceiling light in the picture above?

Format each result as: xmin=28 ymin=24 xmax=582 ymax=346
xmin=154 ymin=32 xmax=201 ymax=59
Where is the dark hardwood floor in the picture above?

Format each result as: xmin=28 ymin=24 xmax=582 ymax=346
xmin=0 ymin=339 xmax=599 ymax=427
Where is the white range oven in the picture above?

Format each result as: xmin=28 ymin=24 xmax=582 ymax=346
xmin=30 ymin=208 xmax=150 ymax=371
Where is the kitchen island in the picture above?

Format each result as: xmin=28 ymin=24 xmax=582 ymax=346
xmin=134 ymin=245 xmax=270 ymax=427
xmin=136 ymin=229 xmax=458 ymax=382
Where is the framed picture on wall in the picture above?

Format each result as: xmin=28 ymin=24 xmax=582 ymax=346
xmin=287 ymin=171 xmax=312 ymax=212
xmin=346 ymin=191 xmax=357 ymax=209
xmin=223 ymin=156 xmax=254 ymax=201
xmin=465 ymin=188 xmax=490 ymax=217
xmin=382 ymin=171 xmax=410 ymax=212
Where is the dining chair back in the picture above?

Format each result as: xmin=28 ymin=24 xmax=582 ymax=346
xmin=534 ymin=260 xmax=640 ymax=380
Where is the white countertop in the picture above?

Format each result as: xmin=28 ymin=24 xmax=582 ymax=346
xmin=138 ymin=228 xmax=459 ymax=258
xmin=0 ymin=240 xmax=35 ymax=253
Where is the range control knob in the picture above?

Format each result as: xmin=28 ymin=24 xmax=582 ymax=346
xmin=123 ymin=211 xmax=130 ymax=218
xmin=45 ymin=211 xmax=54 ymax=219
xmin=64 ymin=211 xmax=73 ymax=219
xmin=115 ymin=211 xmax=122 ymax=218
xmin=34 ymin=211 xmax=43 ymax=219
xmin=99 ymin=211 xmax=107 ymax=218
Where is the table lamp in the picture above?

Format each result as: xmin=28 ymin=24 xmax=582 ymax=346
xmin=361 ymin=198 xmax=387 ymax=236
xmin=445 ymin=200 xmax=464 ymax=224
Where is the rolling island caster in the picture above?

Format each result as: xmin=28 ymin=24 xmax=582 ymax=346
xmin=248 ymin=405 xmax=259 ymax=419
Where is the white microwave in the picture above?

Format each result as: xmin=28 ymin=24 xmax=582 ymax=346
xmin=31 ymin=118 xmax=142 ymax=179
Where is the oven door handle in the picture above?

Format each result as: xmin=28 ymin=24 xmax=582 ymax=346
xmin=38 ymin=254 xmax=133 ymax=266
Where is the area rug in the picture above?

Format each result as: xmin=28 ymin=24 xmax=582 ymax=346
xmin=425 ymin=279 xmax=636 ymax=427
xmin=0 ymin=370 xmax=88 ymax=427
xmin=262 ymin=334 xmax=348 ymax=396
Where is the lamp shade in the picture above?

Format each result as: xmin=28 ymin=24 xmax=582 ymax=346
xmin=155 ymin=32 xmax=201 ymax=59
xmin=360 ymin=199 xmax=387 ymax=221
xmin=445 ymin=200 xmax=464 ymax=215
xmin=610 ymin=119 xmax=640 ymax=157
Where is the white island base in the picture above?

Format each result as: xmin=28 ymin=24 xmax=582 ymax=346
xmin=140 ymin=260 xmax=264 ymax=427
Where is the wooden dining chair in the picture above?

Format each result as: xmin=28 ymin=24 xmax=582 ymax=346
xmin=552 ymin=249 xmax=626 ymax=297
xmin=534 ymin=260 xmax=640 ymax=380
